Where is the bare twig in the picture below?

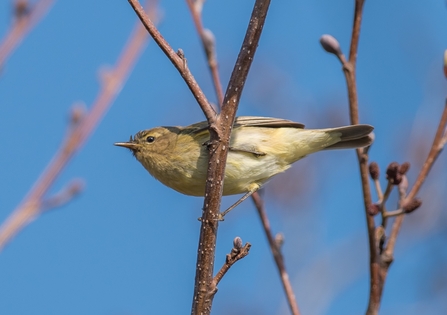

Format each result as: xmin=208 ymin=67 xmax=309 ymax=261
xmin=0 ymin=0 xmax=55 ymax=69
xmin=185 ymin=0 xmax=224 ymax=106
xmin=212 ymin=237 xmax=251 ymax=293
xmin=41 ymin=179 xmax=84 ymax=211
xmin=379 ymin=181 xmax=393 ymax=228
xmin=252 ymin=192 xmax=301 ymax=315
xmin=0 ymin=1 xmax=154 ymax=251
xmin=385 ymin=102 xmax=447 ymax=255
xmin=127 ymin=0 xmax=217 ymax=123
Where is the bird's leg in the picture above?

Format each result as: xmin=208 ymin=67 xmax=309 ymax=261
xmin=218 ymin=185 xmax=259 ymax=221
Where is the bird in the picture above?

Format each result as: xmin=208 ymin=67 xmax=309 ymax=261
xmin=115 ymin=116 xmax=373 ymax=216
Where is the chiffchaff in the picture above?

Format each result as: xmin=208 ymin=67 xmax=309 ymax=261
xmin=115 ymin=116 xmax=373 ymax=214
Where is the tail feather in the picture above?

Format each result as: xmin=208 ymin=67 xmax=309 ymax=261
xmin=325 ymin=124 xmax=374 ymax=150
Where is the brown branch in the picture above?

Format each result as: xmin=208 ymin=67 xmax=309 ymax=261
xmin=211 ymin=237 xmax=251 ymax=293
xmin=0 ymin=0 xmax=55 ymax=69
xmin=385 ymin=102 xmax=447 ymax=256
xmin=348 ymin=0 xmax=365 ymax=66
xmin=190 ymin=1 xmax=271 ymax=314
xmin=338 ymin=2 xmax=382 ymax=312
xmin=128 ymin=0 xmax=217 ymax=123
xmin=323 ymin=3 xmax=446 ymax=314
xmin=252 ymin=192 xmax=301 ymax=315
xmin=323 ymin=1 xmax=383 ymax=313
xmin=0 ymin=1 xmax=154 ymax=252
xmin=185 ymin=2 xmax=299 ymax=312
xmin=185 ymin=0 xmax=224 ymax=106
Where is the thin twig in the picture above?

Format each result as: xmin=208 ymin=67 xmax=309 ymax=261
xmin=185 ymin=0 xmax=224 ymax=106
xmin=373 ymin=178 xmax=383 ymax=201
xmin=379 ymin=181 xmax=393 ymax=228
xmin=128 ymin=0 xmax=216 ymax=123
xmin=41 ymin=179 xmax=84 ymax=211
xmin=212 ymin=238 xmax=251 ymax=293
xmin=0 ymin=1 xmax=154 ymax=251
xmin=385 ymin=102 xmax=447 ymax=256
xmin=0 ymin=0 xmax=55 ymax=69
xmin=252 ymin=192 xmax=301 ymax=315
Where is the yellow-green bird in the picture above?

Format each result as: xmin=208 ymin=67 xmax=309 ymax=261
xmin=115 ymin=116 xmax=373 ymax=203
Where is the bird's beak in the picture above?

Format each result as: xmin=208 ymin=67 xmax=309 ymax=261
xmin=114 ymin=142 xmax=140 ymax=151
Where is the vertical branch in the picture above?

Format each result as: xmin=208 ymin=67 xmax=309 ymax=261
xmin=0 ymin=1 xmax=154 ymax=251
xmin=185 ymin=2 xmax=299 ymax=312
xmin=328 ymin=0 xmax=383 ymax=313
xmin=192 ymin=1 xmax=271 ymax=314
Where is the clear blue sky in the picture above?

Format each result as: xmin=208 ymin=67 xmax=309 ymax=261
xmin=1 ymin=1 xmax=446 ymax=314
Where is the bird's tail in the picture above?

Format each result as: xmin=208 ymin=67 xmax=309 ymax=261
xmin=324 ymin=124 xmax=374 ymax=150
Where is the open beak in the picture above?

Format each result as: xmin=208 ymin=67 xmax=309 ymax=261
xmin=114 ymin=142 xmax=140 ymax=151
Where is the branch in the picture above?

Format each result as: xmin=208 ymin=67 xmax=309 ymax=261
xmin=192 ymin=1 xmax=271 ymax=314
xmin=0 ymin=0 xmax=55 ymax=69
xmin=385 ymin=101 xmax=447 ymax=255
xmin=40 ymin=179 xmax=84 ymax=212
xmin=321 ymin=1 xmax=382 ymax=313
xmin=0 ymin=1 xmax=155 ymax=252
xmin=185 ymin=0 xmax=224 ymax=106
xmin=323 ymin=2 xmax=383 ymax=312
xmin=185 ymin=3 xmax=299 ymax=312
xmin=127 ymin=0 xmax=217 ymax=123
xmin=252 ymin=192 xmax=301 ymax=315
xmin=211 ymin=237 xmax=251 ymax=293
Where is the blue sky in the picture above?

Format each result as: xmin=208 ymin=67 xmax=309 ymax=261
xmin=1 ymin=1 xmax=446 ymax=314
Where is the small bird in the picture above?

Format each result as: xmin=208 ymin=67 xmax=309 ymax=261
xmin=115 ymin=116 xmax=373 ymax=214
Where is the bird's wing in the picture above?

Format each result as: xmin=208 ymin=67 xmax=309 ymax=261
xmin=234 ymin=116 xmax=305 ymax=129
xmin=186 ymin=116 xmax=305 ymax=138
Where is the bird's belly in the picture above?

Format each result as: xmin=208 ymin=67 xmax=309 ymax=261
xmin=222 ymin=153 xmax=288 ymax=195
xmin=156 ymin=151 xmax=289 ymax=197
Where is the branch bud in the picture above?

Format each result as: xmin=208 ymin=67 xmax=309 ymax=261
xmin=403 ymin=198 xmax=422 ymax=214
xmin=398 ymin=162 xmax=410 ymax=175
xmin=386 ymin=162 xmax=402 ymax=185
xmin=14 ymin=0 xmax=29 ymax=20
xmin=369 ymin=162 xmax=380 ymax=180
xmin=368 ymin=203 xmax=380 ymax=216
xmin=275 ymin=232 xmax=284 ymax=248
xmin=320 ymin=34 xmax=342 ymax=57
xmin=233 ymin=236 xmax=242 ymax=250
xmin=202 ymin=29 xmax=216 ymax=55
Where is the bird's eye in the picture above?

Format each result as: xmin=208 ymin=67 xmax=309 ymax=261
xmin=146 ymin=136 xmax=155 ymax=143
